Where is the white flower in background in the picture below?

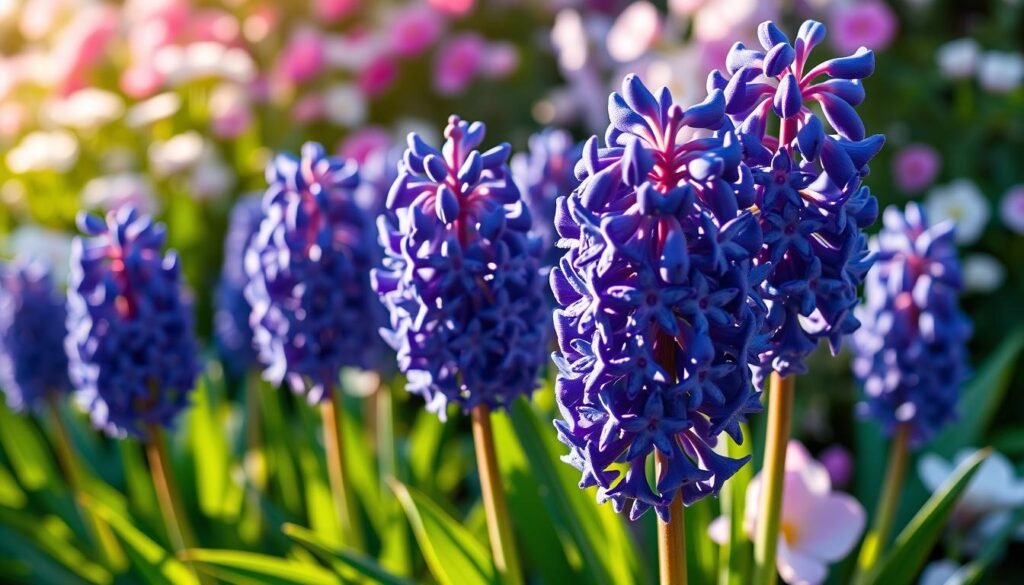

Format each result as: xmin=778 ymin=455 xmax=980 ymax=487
xmin=125 ymin=92 xmax=182 ymax=128
xmin=6 ymin=130 xmax=79 ymax=173
xmin=919 ymin=450 xmax=1024 ymax=555
xmin=607 ymin=1 xmax=661 ymax=63
xmin=962 ymin=254 xmax=1005 ymax=293
xmin=551 ymin=9 xmax=589 ymax=72
xmin=692 ymin=0 xmax=776 ymax=43
xmin=919 ymin=560 xmax=963 ymax=585
xmin=925 ymin=179 xmax=990 ymax=245
xmin=44 ymin=88 xmax=124 ymax=130
xmin=324 ymin=32 xmax=387 ymax=72
xmin=148 ymin=131 xmax=205 ymax=177
xmin=189 ymin=158 xmax=235 ymax=201
xmin=999 ymin=185 xmax=1024 ymax=234
xmin=977 ymin=51 xmax=1024 ymax=94
xmin=4 ymin=225 xmax=74 ymax=284
xmin=936 ymin=38 xmax=981 ymax=80
xmin=640 ymin=47 xmax=707 ymax=115
xmin=322 ymin=83 xmax=367 ymax=127
xmin=155 ymin=42 xmax=256 ymax=86
xmin=81 ymin=173 xmax=159 ymax=215
xmin=209 ymin=83 xmax=252 ymax=138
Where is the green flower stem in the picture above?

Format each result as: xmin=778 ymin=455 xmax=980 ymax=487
xmin=47 ymin=396 xmax=126 ymax=571
xmin=145 ymin=425 xmax=206 ymax=584
xmin=321 ymin=387 xmax=365 ymax=551
xmin=854 ymin=423 xmax=910 ymax=582
xmin=657 ymin=451 xmax=687 ymax=585
xmin=471 ymin=403 xmax=523 ymax=585
xmin=753 ymin=372 xmax=796 ymax=585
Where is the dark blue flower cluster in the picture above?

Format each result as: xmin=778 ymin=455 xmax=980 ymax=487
xmin=244 ymin=142 xmax=382 ymax=403
xmin=66 ymin=207 xmax=199 ymax=437
xmin=0 ymin=261 xmax=70 ymax=411
xmin=710 ymin=20 xmax=882 ymax=376
xmin=550 ymin=75 xmax=765 ymax=520
xmin=511 ymin=129 xmax=582 ymax=263
xmin=372 ymin=116 xmax=548 ymax=418
xmin=852 ymin=204 xmax=972 ymax=446
xmin=214 ymin=195 xmax=263 ymax=379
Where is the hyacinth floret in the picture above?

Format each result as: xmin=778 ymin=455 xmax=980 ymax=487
xmin=372 ymin=116 xmax=547 ymax=418
xmin=852 ymin=203 xmax=971 ymax=446
xmin=511 ymin=128 xmax=582 ymax=262
xmin=709 ymin=20 xmax=883 ymax=376
xmin=214 ymin=195 xmax=263 ymax=378
xmin=245 ymin=143 xmax=382 ymax=403
xmin=0 ymin=261 xmax=71 ymax=411
xmin=550 ymin=74 xmax=765 ymax=521
xmin=66 ymin=207 xmax=199 ymax=437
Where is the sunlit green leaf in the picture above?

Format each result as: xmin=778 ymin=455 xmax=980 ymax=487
xmin=0 ymin=508 xmax=111 ymax=584
xmin=182 ymin=549 xmax=341 ymax=585
xmin=283 ymin=522 xmax=418 ymax=585
xmin=0 ymin=401 xmax=60 ymax=491
xmin=390 ymin=480 xmax=495 ymax=585
xmin=867 ymin=449 xmax=989 ymax=585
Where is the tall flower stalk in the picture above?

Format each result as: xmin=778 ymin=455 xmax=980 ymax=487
xmin=244 ymin=143 xmax=382 ymax=550
xmin=373 ymin=116 xmax=548 ymax=584
xmin=549 ymin=74 xmax=765 ymax=585
xmin=709 ymin=20 xmax=883 ymax=583
xmin=851 ymin=203 xmax=971 ymax=577
xmin=66 ymin=207 xmax=201 ymax=575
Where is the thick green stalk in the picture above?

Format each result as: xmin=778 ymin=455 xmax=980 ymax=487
xmin=854 ymin=423 xmax=910 ymax=582
xmin=753 ymin=373 xmax=796 ymax=585
xmin=321 ymin=387 xmax=365 ymax=551
xmin=145 ymin=426 xmax=206 ymax=584
xmin=471 ymin=404 xmax=523 ymax=585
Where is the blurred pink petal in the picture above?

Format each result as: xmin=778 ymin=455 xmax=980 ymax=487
xmin=818 ymin=445 xmax=853 ymax=489
xmin=607 ymin=1 xmax=661 ymax=63
xmin=434 ymin=33 xmax=485 ymax=95
xmin=359 ymin=56 xmax=398 ymax=97
xmin=121 ymin=64 xmax=165 ymax=99
xmin=314 ymin=0 xmax=360 ymax=23
xmin=429 ymin=0 xmax=475 ymax=17
xmin=191 ymin=10 xmax=241 ymax=45
xmin=1000 ymin=186 xmax=1024 ymax=234
xmin=279 ymin=29 xmax=326 ymax=84
xmin=390 ymin=5 xmax=445 ymax=57
xmin=292 ymin=93 xmax=325 ymax=123
xmin=707 ymin=515 xmax=729 ymax=545
xmin=209 ymin=84 xmax=252 ymax=139
xmin=51 ymin=5 xmax=118 ymax=95
xmin=796 ymin=493 xmax=866 ymax=562
xmin=339 ymin=126 xmax=392 ymax=164
xmin=829 ymin=0 xmax=897 ymax=55
xmin=777 ymin=542 xmax=828 ymax=585
xmin=482 ymin=42 xmax=519 ymax=79
xmin=893 ymin=144 xmax=941 ymax=194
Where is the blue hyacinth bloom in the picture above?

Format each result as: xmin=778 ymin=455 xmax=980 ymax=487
xmin=244 ymin=142 xmax=383 ymax=403
xmin=372 ymin=116 xmax=548 ymax=418
xmin=709 ymin=20 xmax=883 ymax=377
xmin=853 ymin=203 xmax=972 ymax=446
xmin=0 ymin=261 xmax=71 ymax=412
xmin=214 ymin=195 xmax=263 ymax=379
xmin=66 ymin=207 xmax=199 ymax=437
xmin=550 ymin=74 xmax=765 ymax=521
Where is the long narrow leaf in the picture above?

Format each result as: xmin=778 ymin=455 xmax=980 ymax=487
xmin=867 ymin=449 xmax=989 ymax=585
xmin=718 ymin=424 xmax=752 ymax=585
xmin=0 ymin=508 xmax=111 ymax=585
xmin=283 ymin=522 xmax=418 ymax=585
xmin=181 ymin=549 xmax=341 ymax=585
xmin=0 ymin=401 xmax=60 ymax=490
xmin=389 ymin=480 xmax=495 ymax=585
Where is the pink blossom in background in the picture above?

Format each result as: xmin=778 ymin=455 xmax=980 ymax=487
xmin=606 ymin=1 xmax=662 ymax=63
xmin=279 ymin=29 xmax=326 ymax=84
xmin=692 ymin=0 xmax=777 ymax=45
xmin=429 ymin=0 xmax=475 ymax=17
xmin=434 ymin=33 xmax=485 ymax=95
xmin=829 ymin=0 xmax=898 ymax=55
xmin=120 ymin=65 xmax=164 ymax=99
xmin=709 ymin=441 xmax=865 ymax=585
xmin=209 ymin=84 xmax=253 ymax=139
xmin=0 ymin=103 xmax=27 ymax=138
xmin=50 ymin=5 xmax=119 ymax=95
xmin=338 ymin=126 xmax=392 ymax=164
xmin=893 ymin=144 xmax=941 ymax=193
xmin=191 ymin=10 xmax=242 ymax=45
xmin=291 ymin=93 xmax=325 ymax=123
xmin=1000 ymin=186 xmax=1024 ymax=235
xmin=390 ymin=5 xmax=445 ymax=57
xmin=359 ymin=55 xmax=398 ymax=97
xmin=481 ymin=42 xmax=519 ymax=79
xmin=314 ymin=0 xmax=360 ymax=23
xmin=819 ymin=445 xmax=853 ymax=489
